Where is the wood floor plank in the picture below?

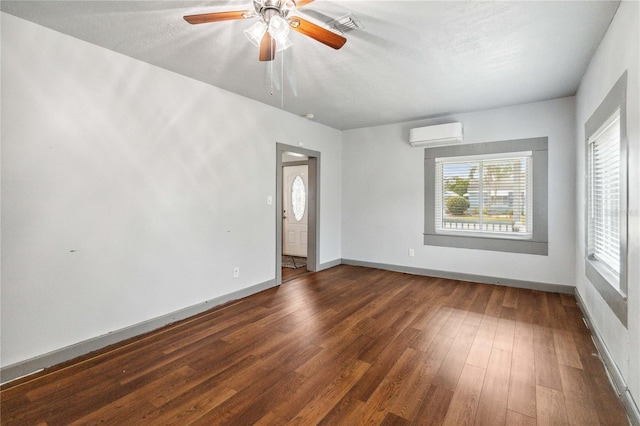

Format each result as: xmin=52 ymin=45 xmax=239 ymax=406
xmin=531 ymin=291 xmax=552 ymax=327
xmin=564 ymin=305 xmax=592 ymax=335
xmin=68 ymin=365 xmax=198 ymax=425
xmin=358 ymin=311 xmax=418 ymax=364
xmin=389 ymin=333 xmax=454 ymax=420
xmin=317 ymin=391 xmax=366 ymax=425
xmin=411 ymin=385 xmax=454 ymax=426
xmin=361 ymin=348 xmax=419 ymax=424
xmin=553 ymin=329 xmax=583 ymax=369
xmin=0 ymin=265 xmax=629 ymax=425
xmin=474 ymin=348 xmax=511 ymax=425
xmin=440 ymin=363 xmax=486 ymax=426
xmin=432 ymin=315 xmax=480 ymax=392
xmin=295 ymin=333 xmax=372 ymax=379
xmin=493 ymin=317 xmax=516 ymax=352
xmin=536 ymin=385 xmax=569 ymax=425
xmin=571 ymin=332 xmax=629 ymax=426
xmin=139 ymin=385 xmax=237 ymax=425
xmin=533 ymin=325 xmax=564 ymax=391
xmin=381 ymin=412 xmax=412 ymax=425
xmin=514 ymin=289 xmax=535 ymax=323
xmin=505 ymin=409 xmax=537 ymax=426
xmin=558 ymin=364 xmax=601 ymax=426
xmin=466 ymin=315 xmax=499 ymax=368
xmin=410 ymin=306 xmax=453 ymax=352
xmin=288 ymin=360 xmax=370 ymax=423
xmin=503 ymin=286 xmax=519 ymax=309
xmin=547 ymin=292 xmax=571 ymax=330
xmin=351 ymin=326 xmax=420 ymax=401
xmin=507 ymin=321 xmax=537 ymax=419
xmin=468 ymin=284 xmax=494 ymax=314
xmin=273 ymin=351 xmax=370 ymax=422
xmin=484 ymin=285 xmax=506 ymax=317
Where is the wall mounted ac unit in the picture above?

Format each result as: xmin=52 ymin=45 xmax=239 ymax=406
xmin=409 ymin=122 xmax=463 ymax=147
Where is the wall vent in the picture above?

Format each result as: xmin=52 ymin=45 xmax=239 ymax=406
xmin=329 ymin=13 xmax=364 ymax=34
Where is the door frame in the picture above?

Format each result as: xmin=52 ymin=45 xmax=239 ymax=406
xmin=276 ymin=143 xmax=320 ymax=284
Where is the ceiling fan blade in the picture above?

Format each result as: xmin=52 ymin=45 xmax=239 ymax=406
xmin=259 ymin=32 xmax=276 ymax=61
xmin=289 ymin=17 xmax=346 ymax=50
xmin=294 ymin=0 xmax=315 ymax=8
xmin=184 ymin=10 xmax=250 ymax=24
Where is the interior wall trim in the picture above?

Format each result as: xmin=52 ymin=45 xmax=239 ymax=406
xmin=574 ymin=290 xmax=640 ymax=426
xmin=319 ymin=258 xmax=342 ymax=270
xmin=341 ymin=258 xmax=574 ymax=294
xmin=0 ymin=278 xmax=277 ymax=385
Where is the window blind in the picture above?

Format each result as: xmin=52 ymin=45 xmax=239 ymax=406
xmin=435 ymin=154 xmax=532 ymax=236
xmin=588 ymin=110 xmax=621 ymax=275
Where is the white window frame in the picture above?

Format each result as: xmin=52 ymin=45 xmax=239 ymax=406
xmin=435 ymin=152 xmax=533 ymax=239
xmin=584 ymin=72 xmax=628 ymax=327
xmin=424 ymin=137 xmax=548 ymax=255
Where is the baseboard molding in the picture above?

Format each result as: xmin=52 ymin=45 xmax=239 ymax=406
xmin=0 ymin=278 xmax=277 ymax=385
xmin=341 ymin=258 xmax=574 ymax=294
xmin=319 ymin=258 xmax=342 ymax=271
xmin=574 ymin=290 xmax=640 ymax=426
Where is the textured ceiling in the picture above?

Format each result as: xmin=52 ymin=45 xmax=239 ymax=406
xmin=1 ymin=1 xmax=619 ymax=130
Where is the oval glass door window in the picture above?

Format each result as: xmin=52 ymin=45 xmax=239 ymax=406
xmin=291 ymin=175 xmax=306 ymax=221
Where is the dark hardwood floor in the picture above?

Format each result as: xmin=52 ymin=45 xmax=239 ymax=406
xmin=282 ymin=265 xmax=311 ymax=282
xmin=1 ymin=265 xmax=629 ymax=425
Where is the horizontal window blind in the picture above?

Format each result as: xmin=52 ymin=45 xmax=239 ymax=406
xmin=435 ymin=154 xmax=532 ymax=236
xmin=588 ymin=110 xmax=621 ymax=276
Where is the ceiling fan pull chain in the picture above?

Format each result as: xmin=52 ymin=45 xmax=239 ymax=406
xmin=281 ymin=52 xmax=285 ymax=108
xmin=270 ymin=57 xmax=274 ymax=96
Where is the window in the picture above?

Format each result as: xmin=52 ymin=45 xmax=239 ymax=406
xmin=587 ymin=110 xmax=621 ymax=278
xmin=424 ymin=137 xmax=548 ymax=255
xmin=584 ymin=72 xmax=628 ymax=326
xmin=435 ymin=152 xmax=532 ymax=238
xmin=291 ymin=175 xmax=306 ymax=221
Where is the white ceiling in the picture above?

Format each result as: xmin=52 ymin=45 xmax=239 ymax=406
xmin=1 ymin=1 xmax=619 ymax=130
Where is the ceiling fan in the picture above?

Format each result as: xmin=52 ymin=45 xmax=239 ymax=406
xmin=184 ymin=0 xmax=347 ymax=62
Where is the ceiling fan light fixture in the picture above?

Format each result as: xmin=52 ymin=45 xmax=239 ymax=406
xmin=268 ymin=15 xmax=291 ymax=51
xmin=244 ymin=20 xmax=267 ymax=46
xmin=276 ymin=36 xmax=293 ymax=52
xmin=268 ymin=15 xmax=290 ymax=39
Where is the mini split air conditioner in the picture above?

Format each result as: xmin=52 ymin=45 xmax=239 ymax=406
xmin=409 ymin=122 xmax=464 ymax=148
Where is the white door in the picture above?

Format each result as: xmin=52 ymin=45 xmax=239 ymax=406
xmin=283 ymin=165 xmax=308 ymax=257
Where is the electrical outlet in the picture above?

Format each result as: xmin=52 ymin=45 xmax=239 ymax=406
xmin=409 ymin=249 xmax=415 ymax=257
xmin=233 ymin=267 xmax=239 ymax=278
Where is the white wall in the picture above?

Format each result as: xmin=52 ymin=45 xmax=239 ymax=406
xmin=575 ymin=0 xmax=640 ymax=406
xmin=342 ymin=97 xmax=576 ymax=288
xmin=0 ymin=13 xmax=342 ymax=368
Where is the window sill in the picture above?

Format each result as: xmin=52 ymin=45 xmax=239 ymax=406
xmin=587 ymin=255 xmax=622 ymax=293
xmin=585 ymin=256 xmax=627 ymax=327
xmin=424 ymin=232 xmax=548 ymax=255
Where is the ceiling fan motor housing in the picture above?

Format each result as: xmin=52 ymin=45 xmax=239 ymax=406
xmin=253 ymin=0 xmax=296 ymax=21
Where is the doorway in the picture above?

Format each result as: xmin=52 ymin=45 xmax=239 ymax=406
xmin=276 ymin=143 xmax=320 ymax=285
xmin=282 ymin=164 xmax=308 ymax=258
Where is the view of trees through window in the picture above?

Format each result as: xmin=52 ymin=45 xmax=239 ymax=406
xmin=436 ymin=155 xmax=532 ymax=235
